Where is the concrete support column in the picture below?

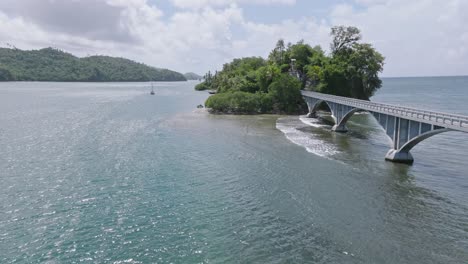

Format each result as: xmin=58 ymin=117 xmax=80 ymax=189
xmin=385 ymin=149 xmax=414 ymax=164
xmin=307 ymin=111 xmax=317 ymax=118
xmin=332 ymin=123 xmax=348 ymax=133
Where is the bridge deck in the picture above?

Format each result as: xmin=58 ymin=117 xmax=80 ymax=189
xmin=301 ymin=91 xmax=468 ymax=133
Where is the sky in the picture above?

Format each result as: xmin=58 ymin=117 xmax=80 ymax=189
xmin=0 ymin=0 xmax=467 ymax=77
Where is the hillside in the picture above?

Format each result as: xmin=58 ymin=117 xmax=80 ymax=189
xmin=184 ymin=72 xmax=202 ymax=80
xmin=0 ymin=47 xmax=186 ymax=82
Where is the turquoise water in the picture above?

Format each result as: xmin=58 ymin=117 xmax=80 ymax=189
xmin=0 ymin=79 xmax=467 ymax=263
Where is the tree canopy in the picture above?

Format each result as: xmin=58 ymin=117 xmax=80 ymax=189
xmin=197 ymin=26 xmax=385 ymax=113
xmin=330 ymin=26 xmax=362 ymax=55
xmin=0 ymin=47 xmax=186 ymax=82
xmin=318 ymin=27 xmax=384 ymax=100
xmin=200 ymin=57 xmax=305 ymax=114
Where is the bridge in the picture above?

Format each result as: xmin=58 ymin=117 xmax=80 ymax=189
xmin=301 ymin=91 xmax=468 ymax=164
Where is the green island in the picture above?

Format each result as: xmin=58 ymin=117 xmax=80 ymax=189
xmin=196 ymin=26 xmax=384 ymax=114
xmin=0 ymin=47 xmax=186 ymax=82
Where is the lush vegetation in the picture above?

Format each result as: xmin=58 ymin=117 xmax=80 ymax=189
xmin=198 ymin=26 xmax=384 ymax=114
xmin=0 ymin=47 xmax=186 ymax=82
xmin=184 ymin=72 xmax=202 ymax=80
xmin=198 ymin=57 xmax=305 ymax=114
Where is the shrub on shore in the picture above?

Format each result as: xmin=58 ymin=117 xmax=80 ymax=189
xmin=205 ymin=92 xmax=272 ymax=114
xmin=195 ymin=82 xmax=209 ymax=91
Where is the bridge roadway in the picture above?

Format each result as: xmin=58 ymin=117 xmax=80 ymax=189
xmin=301 ymin=91 xmax=468 ymax=164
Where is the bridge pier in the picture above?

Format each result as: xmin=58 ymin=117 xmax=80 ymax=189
xmin=304 ymin=97 xmax=322 ymax=119
xmin=328 ymin=102 xmax=357 ymax=133
xmin=331 ymin=124 xmax=348 ymax=133
xmin=385 ymin=150 xmax=414 ymax=164
xmin=371 ymin=113 xmax=452 ymax=164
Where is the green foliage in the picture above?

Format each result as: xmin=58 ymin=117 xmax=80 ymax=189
xmin=268 ymin=39 xmax=286 ymax=65
xmin=194 ymin=82 xmax=209 ymax=91
xmin=0 ymin=47 xmax=186 ymax=82
xmin=305 ymin=65 xmax=323 ymax=86
xmin=330 ymin=26 xmax=362 ymax=55
xmin=316 ymin=63 xmax=350 ymax=97
xmin=319 ymin=41 xmax=384 ymax=99
xmin=288 ymin=40 xmax=314 ymax=74
xmin=205 ymin=91 xmax=273 ymax=114
xmin=345 ymin=43 xmax=385 ymax=99
xmin=316 ymin=26 xmax=384 ymax=100
xmin=268 ymin=74 xmax=304 ymax=113
xmin=309 ymin=46 xmax=328 ymax=67
xmin=198 ymin=57 xmax=304 ymax=114
xmin=0 ymin=66 xmax=14 ymax=81
xmin=256 ymin=64 xmax=281 ymax=93
xmin=198 ymin=57 xmax=267 ymax=93
xmin=198 ymin=26 xmax=384 ymax=114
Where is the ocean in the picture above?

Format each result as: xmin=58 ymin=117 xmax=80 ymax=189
xmin=1 ymin=77 xmax=467 ymax=263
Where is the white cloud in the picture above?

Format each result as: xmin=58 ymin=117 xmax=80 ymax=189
xmin=170 ymin=0 xmax=295 ymax=9
xmin=353 ymin=0 xmax=388 ymax=6
xmin=240 ymin=18 xmax=330 ymax=58
xmin=0 ymin=0 xmax=466 ymax=76
xmin=330 ymin=0 xmax=468 ymax=76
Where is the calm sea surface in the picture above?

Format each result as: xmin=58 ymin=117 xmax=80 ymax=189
xmin=0 ymin=78 xmax=467 ymax=263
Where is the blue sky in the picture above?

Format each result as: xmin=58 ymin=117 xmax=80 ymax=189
xmin=0 ymin=0 xmax=467 ymax=77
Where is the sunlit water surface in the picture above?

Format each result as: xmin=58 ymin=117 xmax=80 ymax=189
xmin=1 ymin=78 xmax=467 ymax=263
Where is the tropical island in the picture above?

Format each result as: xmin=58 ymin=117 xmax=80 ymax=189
xmin=196 ymin=26 xmax=384 ymax=114
xmin=0 ymin=47 xmax=186 ymax=82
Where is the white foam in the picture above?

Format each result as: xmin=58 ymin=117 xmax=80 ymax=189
xmin=298 ymin=115 xmax=329 ymax=128
xmin=276 ymin=116 xmax=339 ymax=158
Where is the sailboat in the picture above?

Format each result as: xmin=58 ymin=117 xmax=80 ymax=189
xmin=150 ymin=82 xmax=155 ymax=95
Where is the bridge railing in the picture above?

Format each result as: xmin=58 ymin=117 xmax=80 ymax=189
xmin=301 ymin=91 xmax=468 ymax=132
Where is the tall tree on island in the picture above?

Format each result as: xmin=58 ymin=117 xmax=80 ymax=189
xmin=330 ymin=26 xmax=362 ymax=55
xmin=317 ymin=26 xmax=385 ymax=100
xmin=268 ymin=39 xmax=286 ymax=66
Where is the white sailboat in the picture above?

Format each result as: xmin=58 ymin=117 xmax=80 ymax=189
xmin=150 ymin=82 xmax=155 ymax=95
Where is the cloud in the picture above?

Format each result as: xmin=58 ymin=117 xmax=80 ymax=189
xmin=0 ymin=0 xmax=142 ymax=43
xmin=330 ymin=0 xmax=468 ymax=76
xmin=353 ymin=0 xmax=388 ymax=6
xmin=239 ymin=18 xmax=330 ymax=59
xmin=170 ymin=0 xmax=296 ymax=9
xmin=0 ymin=0 xmax=466 ymax=76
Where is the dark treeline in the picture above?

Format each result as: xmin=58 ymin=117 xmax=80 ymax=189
xmin=0 ymin=47 xmax=186 ymax=82
xmin=197 ymin=26 xmax=384 ymax=114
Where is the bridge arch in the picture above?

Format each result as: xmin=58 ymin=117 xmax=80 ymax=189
xmin=399 ymin=128 xmax=452 ymax=153
xmin=377 ymin=118 xmax=454 ymax=164
xmin=305 ymin=98 xmax=359 ymax=132
xmin=331 ymin=108 xmax=361 ymax=132
xmin=305 ymin=98 xmax=332 ymax=118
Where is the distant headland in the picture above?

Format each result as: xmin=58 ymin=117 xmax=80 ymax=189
xmin=0 ymin=47 xmax=186 ymax=82
xmin=184 ymin=72 xmax=202 ymax=80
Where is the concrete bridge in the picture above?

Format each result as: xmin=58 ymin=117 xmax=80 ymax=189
xmin=302 ymin=91 xmax=468 ymax=164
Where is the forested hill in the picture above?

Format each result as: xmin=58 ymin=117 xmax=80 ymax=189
xmin=184 ymin=72 xmax=202 ymax=80
xmin=0 ymin=47 xmax=186 ymax=82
